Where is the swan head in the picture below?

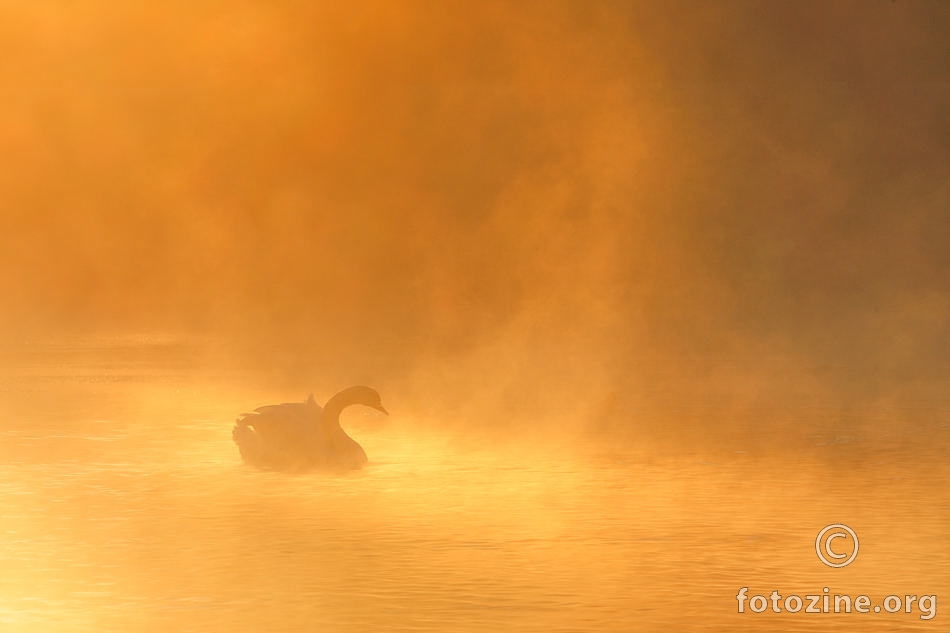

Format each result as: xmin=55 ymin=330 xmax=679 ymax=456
xmin=335 ymin=385 xmax=388 ymax=415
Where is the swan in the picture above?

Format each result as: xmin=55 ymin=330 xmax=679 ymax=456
xmin=232 ymin=386 xmax=387 ymax=471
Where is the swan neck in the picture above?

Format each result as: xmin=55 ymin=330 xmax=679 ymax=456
xmin=322 ymin=392 xmax=355 ymax=429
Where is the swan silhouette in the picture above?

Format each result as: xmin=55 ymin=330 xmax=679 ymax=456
xmin=232 ymin=386 xmax=387 ymax=471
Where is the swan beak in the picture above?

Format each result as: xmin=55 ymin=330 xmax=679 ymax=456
xmin=374 ymin=404 xmax=389 ymax=416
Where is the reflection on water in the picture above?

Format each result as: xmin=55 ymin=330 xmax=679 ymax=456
xmin=0 ymin=342 xmax=947 ymax=632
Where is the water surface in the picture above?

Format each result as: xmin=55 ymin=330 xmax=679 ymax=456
xmin=0 ymin=341 xmax=946 ymax=632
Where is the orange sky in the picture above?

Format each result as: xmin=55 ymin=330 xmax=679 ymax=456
xmin=1 ymin=1 xmax=948 ymax=416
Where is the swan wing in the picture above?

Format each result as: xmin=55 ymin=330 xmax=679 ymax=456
xmin=253 ymin=402 xmax=323 ymax=416
xmin=240 ymin=397 xmax=322 ymax=439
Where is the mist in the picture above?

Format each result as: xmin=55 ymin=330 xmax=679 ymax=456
xmin=3 ymin=5 xmax=950 ymax=632
xmin=2 ymin=0 xmax=948 ymax=446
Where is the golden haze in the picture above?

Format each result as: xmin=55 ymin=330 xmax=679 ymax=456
xmin=0 ymin=3 xmax=948 ymax=632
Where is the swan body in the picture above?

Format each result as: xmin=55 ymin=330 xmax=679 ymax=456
xmin=232 ymin=386 xmax=387 ymax=471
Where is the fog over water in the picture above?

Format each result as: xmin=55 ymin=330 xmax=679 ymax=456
xmin=1 ymin=1 xmax=948 ymax=631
